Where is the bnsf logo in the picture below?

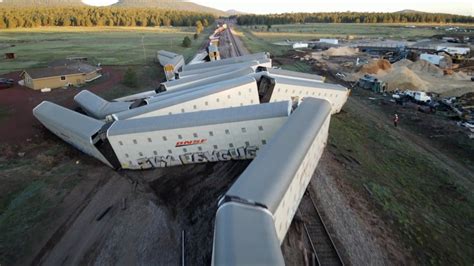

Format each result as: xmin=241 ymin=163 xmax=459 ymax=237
xmin=175 ymin=139 xmax=207 ymax=147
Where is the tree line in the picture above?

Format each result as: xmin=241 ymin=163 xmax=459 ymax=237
xmin=0 ymin=7 xmax=215 ymax=28
xmin=236 ymin=12 xmax=474 ymax=25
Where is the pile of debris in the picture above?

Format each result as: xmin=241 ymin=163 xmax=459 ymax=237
xmin=323 ymin=47 xmax=358 ymax=57
xmin=458 ymin=92 xmax=474 ymax=108
xmin=359 ymin=59 xmax=392 ymax=74
xmin=405 ymin=60 xmax=444 ymax=78
xmin=378 ymin=66 xmax=429 ymax=91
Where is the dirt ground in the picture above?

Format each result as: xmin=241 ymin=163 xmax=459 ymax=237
xmin=0 ymin=67 xmax=124 ymax=143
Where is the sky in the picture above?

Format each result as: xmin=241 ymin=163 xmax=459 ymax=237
xmin=82 ymin=0 xmax=474 ymax=16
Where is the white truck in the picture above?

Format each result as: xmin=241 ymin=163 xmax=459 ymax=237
xmin=413 ymin=91 xmax=432 ymax=103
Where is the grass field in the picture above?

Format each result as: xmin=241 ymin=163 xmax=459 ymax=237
xmin=234 ymin=27 xmax=290 ymax=56
xmin=0 ymin=26 xmax=210 ymax=74
xmin=236 ymin=23 xmax=462 ymax=57
xmin=329 ymin=100 xmax=473 ymax=265
xmin=245 ymin=23 xmax=453 ymax=40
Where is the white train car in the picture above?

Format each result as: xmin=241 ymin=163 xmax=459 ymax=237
xmin=178 ymin=58 xmax=272 ymax=79
xmin=212 ymin=98 xmax=332 ymax=264
xmin=266 ymin=67 xmax=325 ymax=83
xmin=181 ymin=52 xmax=269 ymax=72
xmin=74 ymin=90 xmax=133 ymax=119
xmin=106 ymin=101 xmax=291 ymax=169
xmin=33 ymin=101 xmax=114 ymax=168
xmin=109 ymin=76 xmax=260 ymax=121
xmin=188 ymin=52 xmax=208 ymax=66
xmin=113 ymin=65 xmax=256 ymax=103
xmin=212 ymin=202 xmax=284 ymax=265
xmin=157 ymin=50 xmax=185 ymax=81
xmin=158 ymin=67 xmax=254 ymax=93
xmin=33 ymin=100 xmax=291 ymax=170
xmin=259 ymin=75 xmax=349 ymax=114
xmin=72 ymin=71 xmax=262 ymax=121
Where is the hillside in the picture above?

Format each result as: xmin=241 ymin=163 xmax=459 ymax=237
xmin=113 ymin=0 xmax=226 ymax=16
xmin=394 ymin=9 xmax=426 ymax=14
xmin=226 ymin=9 xmax=246 ymax=16
xmin=0 ymin=0 xmax=84 ymax=5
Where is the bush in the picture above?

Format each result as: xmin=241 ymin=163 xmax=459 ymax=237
xmin=193 ymin=33 xmax=199 ymax=40
xmin=123 ymin=67 xmax=138 ymax=88
xmin=182 ymin=36 xmax=192 ymax=47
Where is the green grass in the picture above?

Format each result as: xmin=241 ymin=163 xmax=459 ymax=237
xmin=280 ymin=61 xmax=312 ymax=73
xmin=0 ymin=180 xmax=50 ymax=264
xmin=0 ymin=146 xmax=88 ymax=265
xmin=245 ymin=23 xmax=444 ymax=41
xmin=0 ymin=26 xmax=211 ymax=74
xmin=234 ymin=27 xmax=289 ymax=56
xmin=328 ymin=102 xmax=473 ymax=265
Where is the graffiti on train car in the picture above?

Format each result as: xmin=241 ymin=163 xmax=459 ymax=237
xmin=136 ymin=146 xmax=259 ymax=168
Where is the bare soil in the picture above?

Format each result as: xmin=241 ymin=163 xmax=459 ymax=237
xmin=0 ymin=66 xmax=124 ymax=144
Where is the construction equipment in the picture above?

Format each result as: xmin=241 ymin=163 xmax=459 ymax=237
xmin=382 ymin=46 xmax=409 ymax=63
xmin=357 ymin=75 xmax=387 ymax=93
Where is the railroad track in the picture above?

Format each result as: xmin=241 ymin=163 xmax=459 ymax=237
xmin=227 ymin=26 xmax=243 ymax=57
xmin=299 ymin=188 xmax=344 ymax=266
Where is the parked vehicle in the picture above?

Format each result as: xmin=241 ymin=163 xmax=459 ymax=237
xmin=357 ymin=75 xmax=387 ymax=93
xmin=413 ymin=91 xmax=432 ymax=103
xmin=458 ymin=121 xmax=474 ymax=129
xmin=0 ymin=78 xmax=14 ymax=89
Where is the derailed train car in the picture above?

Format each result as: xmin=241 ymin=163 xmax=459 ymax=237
xmin=212 ymin=98 xmax=332 ymax=265
xmin=107 ymin=101 xmax=291 ymax=169
xmin=33 ymin=101 xmax=291 ymax=170
xmin=34 ymin=52 xmax=349 ymax=169
xmin=33 ymin=50 xmax=349 ymax=264
xmin=74 ymin=67 xmax=347 ymax=121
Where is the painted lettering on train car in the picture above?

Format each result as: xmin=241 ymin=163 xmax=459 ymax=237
xmin=136 ymin=146 xmax=259 ymax=168
xmin=175 ymin=139 xmax=207 ymax=147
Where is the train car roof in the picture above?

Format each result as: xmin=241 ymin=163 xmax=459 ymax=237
xmin=178 ymin=59 xmax=269 ymax=78
xmin=74 ymin=90 xmax=132 ymax=119
xmin=267 ymin=68 xmax=325 ymax=82
xmin=273 ymin=76 xmax=348 ymax=92
xmin=212 ymin=202 xmax=284 ymax=266
xmin=224 ymin=98 xmax=332 ymax=213
xmin=182 ymin=52 xmax=268 ymax=71
xmin=107 ymin=101 xmax=291 ymax=136
xmin=161 ymin=67 xmax=254 ymax=90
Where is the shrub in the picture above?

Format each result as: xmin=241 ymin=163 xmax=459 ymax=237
xmin=182 ymin=36 xmax=192 ymax=47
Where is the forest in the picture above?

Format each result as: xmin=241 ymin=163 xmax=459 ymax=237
xmin=236 ymin=12 xmax=474 ymax=25
xmin=0 ymin=7 xmax=215 ymax=28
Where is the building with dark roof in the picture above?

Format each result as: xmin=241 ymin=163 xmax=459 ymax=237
xmin=21 ymin=59 xmax=102 ymax=90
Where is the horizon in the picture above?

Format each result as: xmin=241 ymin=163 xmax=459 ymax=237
xmin=79 ymin=0 xmax=474 ymax=16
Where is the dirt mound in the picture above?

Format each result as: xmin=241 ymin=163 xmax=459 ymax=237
xmin=323 ymin=47 xmax=357 ymax=56
xmin=392 ymin=59 xmax=413 ymax=68
xmin=377 ymin=66 xmax=429 ymax=91
xmin=407 ymin=60 xmax=444 ymax=77
xmin=449 ymin=71 xmax=470 ymax=81
xmin=360 ymin=59 xmax=392 ymax=74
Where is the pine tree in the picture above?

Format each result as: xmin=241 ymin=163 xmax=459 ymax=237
xmin=182 ymin=36 xmax=192 ymax=48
